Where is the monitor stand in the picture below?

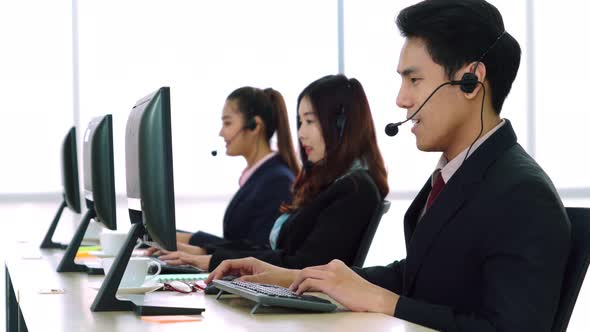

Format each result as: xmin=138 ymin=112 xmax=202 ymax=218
xmin=40 ymin=200 xmax=69 ymax=249
xmin=56 ymin=208 xmax=96 ymax=272
xmin=86 ymin=267 xmax=105 ymax=275
xmin=91 ymin=222 xmax=205 ymax=316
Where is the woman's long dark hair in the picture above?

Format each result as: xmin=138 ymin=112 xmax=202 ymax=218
xmin=282 ymin=75 xmax=388 ymax=212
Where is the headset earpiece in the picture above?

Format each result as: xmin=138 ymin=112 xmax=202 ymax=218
xmin=451 ymin=72 xmax=478 ymax=94
xmin=244 ymin=117 xmax=257 ymax=131
xmin=335 ymin=107 xmax=347 ymax=139
xmin=460 ymin=72 xmax=478 ymax=93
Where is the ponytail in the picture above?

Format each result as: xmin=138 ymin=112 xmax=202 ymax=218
xmin=264 ymin=88 xmax=300 ymax=175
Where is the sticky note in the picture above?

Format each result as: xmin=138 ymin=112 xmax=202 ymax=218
xmin=38 ymin=288 xmax=65 ymax=294
xmin=78 ymin=246 xmax=101 ymax=252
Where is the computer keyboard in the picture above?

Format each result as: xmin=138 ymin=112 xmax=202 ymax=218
xmin=212 ymin=279 xmax=337 ymax=314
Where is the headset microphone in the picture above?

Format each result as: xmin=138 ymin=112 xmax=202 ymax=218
xmin=385 ymin=122 xmax=400 ymax=137
xmin=384 ymin=74 xmax=478 ymax=137
xmin=210 ymin=117 xmax=257 ymax=156
xmin=210 ymin=128 xmax=245 ymax=157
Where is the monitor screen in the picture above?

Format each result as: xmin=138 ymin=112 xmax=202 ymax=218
xmin=60 ymin=127 xmax=81 ymax=213
xmin=125 ymin=87 xmax=177 ymax=251
xmin=82 ymin=115 xmax=117 ymax=230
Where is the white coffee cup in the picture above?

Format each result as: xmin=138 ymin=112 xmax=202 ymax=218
xmin=101 ymin=257 xmax=162 ymax=288
xmin=83 ymin=221 xmax=103 ymax=241
xmin=100 ymin=231 xmax=129 ymax=256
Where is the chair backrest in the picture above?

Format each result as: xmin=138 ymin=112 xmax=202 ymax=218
xmin=351 ymin=200 xmax=391 ymax=267
xmin=552 ymin=207 xmax=590 ymax=332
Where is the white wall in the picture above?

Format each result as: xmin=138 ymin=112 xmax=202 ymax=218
xmin=534 ymin=1 xmax=590 ymax=189
xmin=0 ymin=0 xmax=73 ymax=193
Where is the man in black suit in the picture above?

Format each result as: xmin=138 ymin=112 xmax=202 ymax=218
xmin=207 ymin=1 xmax=571 ymax=330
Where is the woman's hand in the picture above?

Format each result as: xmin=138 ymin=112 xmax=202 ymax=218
xmin=144 ymin=242 xmax=205 ymax=257
xmin=289 ymin=259 xmax=399 ymax=315
xmin=144 ymin=246 xmax=168 ymax=257
xmin=158 ymin=251 xmax=212 ymax=271
xmin=176 ymin=242 xmax=207 ymax=255
xmin=206 ymin=257 xmax=299 ymax=288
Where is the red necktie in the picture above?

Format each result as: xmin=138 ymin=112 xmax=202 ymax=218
xmin=426 ymin=170 xmax=445 ymax=210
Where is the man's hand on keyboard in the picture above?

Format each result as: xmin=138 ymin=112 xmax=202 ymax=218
xmin=206 ymin=257 xmax=298 ymax=288
xmin=289 ymin=259 xmax=400 ymax=315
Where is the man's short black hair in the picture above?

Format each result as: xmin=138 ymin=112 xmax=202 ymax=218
xmin=397 ymin=0 xmax=521 ymax=114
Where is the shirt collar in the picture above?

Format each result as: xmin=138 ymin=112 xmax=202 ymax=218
xmin=436 ymin=119 xmax=505 ymax=183
xmin=239 ymin=152 xmax=277 ymax=187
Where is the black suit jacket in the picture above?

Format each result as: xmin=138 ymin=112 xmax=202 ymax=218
xmin=354 ymin=120 xmax=570 ymax=331
xmin=189 ymin=155 xmax=295 ymax=247
xmin=208 ymin=169 xmax=382 ymax=271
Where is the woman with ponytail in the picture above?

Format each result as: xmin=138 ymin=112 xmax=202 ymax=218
xmin=152 ymin=87 xmax=299 ymax=255
xmin=155 ymin=75 xmax=388 ymax=272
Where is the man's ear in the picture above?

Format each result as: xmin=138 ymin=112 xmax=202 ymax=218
xmin=464 ymin=61 xmax=487 ymax=100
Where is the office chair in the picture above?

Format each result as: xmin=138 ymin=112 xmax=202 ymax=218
xmin=551 ymin=207 xmax=590 ymax=332
xmin=351 ymin=200 xmax=391 ymax=267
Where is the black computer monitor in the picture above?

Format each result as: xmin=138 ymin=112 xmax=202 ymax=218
xmin=83 ymin=115 xmax=117 ymax=230
xmin=40 ymin=127 xmax=82 ymax=249
xmin=57 ymin=115 xmax=117 ymax=273
xmin=124 ymin=87 xmax=176 ymax=250
xmin=91 ymin=87 xmax=203 ymax=316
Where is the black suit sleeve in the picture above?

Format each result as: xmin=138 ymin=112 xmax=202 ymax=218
xmin=189 ymin=231 xmax=224 ymax=247
xmin=242 ymin=174 xmax=293 ymax=246
xmin=209 ymin=175 xmax=379 ymax=270
xmin=394 ymin=180 xmax=571 ymax=332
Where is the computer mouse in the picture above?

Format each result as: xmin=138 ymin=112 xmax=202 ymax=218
xmin=204 ymin=283 xmax=220 ymax=295
xmin=168 ymin=280 xmax=192 ymax=293
xmin=204 ymin=275 xmax=238 ymax=295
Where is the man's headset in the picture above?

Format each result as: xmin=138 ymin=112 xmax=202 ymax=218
xmin=385 ymin=31 xmax=506 ymax=138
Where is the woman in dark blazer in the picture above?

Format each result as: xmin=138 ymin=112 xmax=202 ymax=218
xmin=176 ymin=87 xmax=300 ymax=249
xmin=157 ymin=75 xmax=389 ymax=271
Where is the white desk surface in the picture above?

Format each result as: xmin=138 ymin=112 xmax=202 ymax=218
xmin=5 ymin=248 xmax=435 ymax=332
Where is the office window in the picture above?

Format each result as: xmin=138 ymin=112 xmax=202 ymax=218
xmin=342 ymin=0 xmax=529 ymax=193
xmin=0 ymin=1 xmax=73 ymax=193
xmin=77 ymin=0 xmax=337 ymax=197
xmin=534 ymin=1 xmax=590 ymax=188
